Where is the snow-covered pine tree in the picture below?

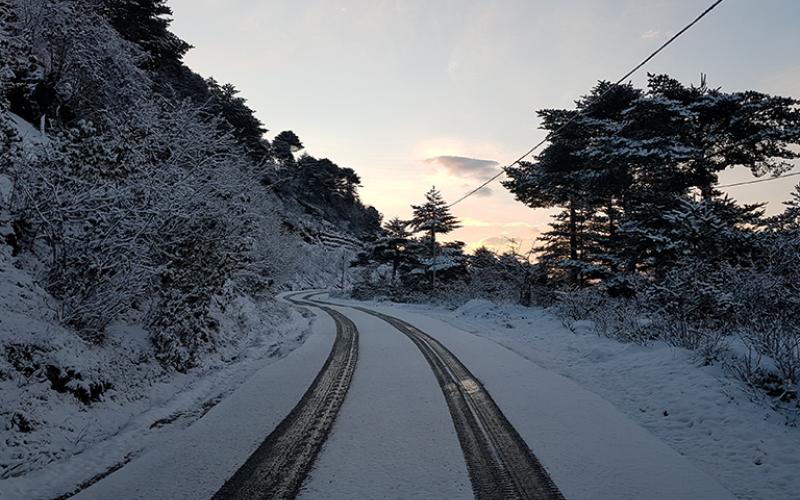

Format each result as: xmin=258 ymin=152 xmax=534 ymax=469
xmin=470 ymin=246 xmax=497 ymax=270
xmin=363 ymin=217 xmax=414 ymax=282
xmin=97 ymin=0 xmax=191 ymax=69
xmin=505 ymin=83 xmax=640 ymax=283
xmin=774 ymin=183 xmax=800 ymax=231
xmin=273 ymin=130 xmax=304 ymax=166
xmin=410 ymin=187 xmax=460 ymax=292
xmin=467 ymin=246 xmax=506 ymax=298
xmin=645 ymin=74 xmax=800 ymax=201
xmin=205 ymin=78 xmax=270 ymax=159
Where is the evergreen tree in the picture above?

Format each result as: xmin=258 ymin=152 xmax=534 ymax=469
xmin=468 ymin=246 xmax=502 ymax=297
xmin=410 ymin=187 xmax=460 ymax=291
xmin=580 ymin=75 xmax=798 ymax=273
xmin=99 ymin=0 xmax=191 ymax=69
xmin=470 ymin=246 xmax=497 ymax=270
xmin=774 ymin=183 xmax=800 ymax=231
xmin=505 ymin=82 xmax=640 ymax=282
xmin=371 ymin=217 xmax=414 ymax=282
xmin=645 ymin=74 xmax=800 ymax=201
xmin=273 ymin=130 xmax=304 ymax=165
xmin=385 ymin=217 xmax=411 ymax=239
xmin=205 ymin=78 xmax=269 ymax=158
xmin=0 ymin=1 xmax=41 ymax=122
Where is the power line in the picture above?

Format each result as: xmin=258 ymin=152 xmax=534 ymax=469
xmin=718 ymin=171 xmax=800 ymax=189
xmin=448 ymin=0 xmax=726 ymax=207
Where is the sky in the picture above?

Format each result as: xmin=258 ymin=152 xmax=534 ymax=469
xmin=167 ymin=0 xmax=800 ymax=252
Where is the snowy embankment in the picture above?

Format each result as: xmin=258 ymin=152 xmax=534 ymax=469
xmin=335 ymin=297 xmax=799 ymax=500
xmin=0 ymin=113 xmax=312 ymax=498
xmin=0 ymin=226 xmax=315 ymax=500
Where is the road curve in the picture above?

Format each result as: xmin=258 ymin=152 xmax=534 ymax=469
xmin=212 ymin=292 xmax=358 ymax=500
xmin=314 ymin=297 xmax=565 ymax=500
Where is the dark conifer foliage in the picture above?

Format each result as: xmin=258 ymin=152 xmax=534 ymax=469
xmin=273 ymin=130 xmax=305 ymax=165
xmin=409 ymin=187 xmax=461 ymax=291
xmin=96 ymin=0 xmax=191 ymax=68
xmin=205 ymin=78 xmax=270 ymax=157
xmin=505 ymin=75 xmax=800 ymax=281
xmin=410 ymin=187 xmax=460 ymax=235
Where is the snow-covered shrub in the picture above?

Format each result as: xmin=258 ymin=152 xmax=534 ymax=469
xmin=554 ymin=288 xmax=607 ymax=323
xmin=2 ymin=0 xmax=148 ymax=125
xmin=739 ymin=319 xmax=800 ymax=401
xmin=657 ymin=319 xmax=728 ymax=365
xmin=592 ymin=299 xmax=657 ymax=344
xmin=4 ymin=92 xmax=300 ymax=370
xmin=464 ymin=249 xmax=546 ymax=306
xmin=643 ymin=258 xmax=735 ymax=328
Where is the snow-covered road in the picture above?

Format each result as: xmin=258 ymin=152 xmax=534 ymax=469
xmin=9 ymin=291 xmax=739 ymax=499
xmin=312 ymin=295 xmax=735 ymax=500
xmin=298 ymin=302 xmax=472 ymax=499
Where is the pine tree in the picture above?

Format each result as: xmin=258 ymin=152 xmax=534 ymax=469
xmin=410 ymin=187 xmax=460 ymax=292
xmin=470 ymin=246 xmax=497 ymax=270
xmin=774 ymin=183 xmax=800 ymax=231
xmin=99 ymin=0 xmax=191 ymax=69
xmin=273 ymin=130 xmax=304 ymax=165
xmin=372 ymin=218 xmax=413 ymax=282
xmin=385 ymin=217 xmax=411 ymax=239
xmin=205 ymin=78 xmax=269 ymax=158
xmin=505 ymin=82 xmax=640 ymax=282
xmin=645 ymin=74 xmax=800 ymax=201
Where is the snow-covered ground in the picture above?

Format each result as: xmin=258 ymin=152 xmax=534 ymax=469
xmin=321 ymin=296 xmax=736 ymax=500
xmin=4 ymin=286 xmax=797 ymax=499
xmin=63 ymin=299 xmax=335 ymax=500
xmin=0 ymin=236 xmax=315 ymax=499
xmin=299 ymin=304 xmax=472 ymax=499
xmin=340 ymin=297 xmax=799 ymax=500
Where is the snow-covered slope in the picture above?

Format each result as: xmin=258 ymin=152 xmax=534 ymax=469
xmin=0 ymin=233 xmax=313 ymax=488
xmin=0 ymin=142 xmax=318 ymax=488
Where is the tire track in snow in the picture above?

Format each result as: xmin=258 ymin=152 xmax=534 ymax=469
xmin=315 ymin=297 xmax=564 ymax=500
xmin=212 ymin=292 xmax=358 ymax=500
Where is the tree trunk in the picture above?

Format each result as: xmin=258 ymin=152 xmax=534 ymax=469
xmin=608 ymin=197 xmax=618 ymax=274
xmin=430 ymin=229 xmax=437 ymax=294
xmin=568 ymin=195 xmax=578 ymax=284
xmin=700 ymin=183 xmax=714 ymax=203
xmin=569 ymin=195 xmax=578 ymax=261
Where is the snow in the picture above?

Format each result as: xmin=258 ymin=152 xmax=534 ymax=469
xmin=58 ymin=296 xmax=334 ymax=500
xmin=0 ymin=175 xmax=11 ymax=207
xmin=2 ymin=277 xmax=795 ymax=499
xmin=0 ymin=251 xmax=316 ymax=500
xmin=322 ymin=296 xmax=748 ymax=499
xmin=299 ymin=304 xmax=472 ymax=499
xmin=7 ymin=112 xmax=48 ymax=148
xmin=340 ymin=297 xmax=800 ymax=500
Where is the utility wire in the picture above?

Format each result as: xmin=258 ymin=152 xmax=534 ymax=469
xmin=448 ymin=0 xmax=726 ymax=207
xmin=718 ymin=171 xmax=800 ymax=189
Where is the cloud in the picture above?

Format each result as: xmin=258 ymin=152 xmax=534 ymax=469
xmin=460 ymin=217 xmax=493 ymax=227
xmin=641 ymin=30 xmax=672 ymax=40
xmin=425 ymin=155 xmax=501 ymax=181
xmin=481 ymin=236 xmax=511 ymax=246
